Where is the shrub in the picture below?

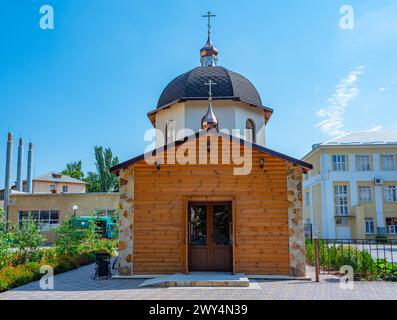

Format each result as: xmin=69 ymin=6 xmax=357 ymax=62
xmin=40 ymin=248 xmax=58 ymax=265
xmin=79 ymin=238 xmax=117 ymax=256
xmin=76 ymin=251 xmax=98 ymax=266
xmin=0 ymin=263 xmax=41 ymax=291
xmin=0 ymin=208 xmax=6 ymax=230
xmin=0 ymin=229 xmax=13 ymax=269
xmin=375 ymin=259 xmax=397 ymax=281
xmin=306 ymin=240 xmax=397 ymax=281
xmin=305 ymin=240 xmax=314 ymax=265
xmin=52 ymin=257 xmax=78 ymax=274
xmin=10 ymin=216 xmax=45 ymax=263
xmin=24 ymin=262 xmax=42 ymax=274
xmin=0 ymin=209 xmax=13 ymax=268
xmin=54 ymin=217 xmax=100 ymax=256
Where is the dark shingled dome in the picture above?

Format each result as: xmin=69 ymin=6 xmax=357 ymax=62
xmin=157 ymin=66 xmax=263 ymax=109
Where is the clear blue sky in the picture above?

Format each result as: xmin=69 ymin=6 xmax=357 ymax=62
xmin=1 ymin=0 xmax=397 ymax=188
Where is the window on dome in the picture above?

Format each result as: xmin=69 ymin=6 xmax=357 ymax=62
xmin=165 ymin=120 xmax=176 ymax=144
xmin=246 ymin=119 xmax=256 ymax=143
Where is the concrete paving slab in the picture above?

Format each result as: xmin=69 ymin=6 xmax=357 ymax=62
xmin=1 ymin=264 xmax=397 ymax=300
xmin=139 ymin=272 xmax=250 ymax=287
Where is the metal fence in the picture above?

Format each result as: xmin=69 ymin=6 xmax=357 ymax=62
xmin=308 ymin=239 xmax=397 ymax=280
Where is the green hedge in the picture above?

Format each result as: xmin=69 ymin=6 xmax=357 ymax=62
xmin=305 ymin=240 xmax=397 ymax=281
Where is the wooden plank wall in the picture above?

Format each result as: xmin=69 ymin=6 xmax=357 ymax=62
xmin=132 ymin=138 xmax=290 ymax=275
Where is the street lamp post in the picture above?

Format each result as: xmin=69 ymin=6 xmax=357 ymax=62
xmin=72 ymin=205 xmax=78 ymax=218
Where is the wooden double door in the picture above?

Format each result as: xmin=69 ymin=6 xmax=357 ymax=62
xmin=188 ymin=202 xmax=233 ymax=272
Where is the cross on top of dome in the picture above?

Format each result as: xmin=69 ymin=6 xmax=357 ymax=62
xmin=201 ymin=79 xmax=219 ymax=130
xmin=204 ymin=79 xmax=216 ymax=100
xmin=203 ymin=11 xmax=216 ymax=37
xmin=200 ymin=11 xmax=219 ymax=67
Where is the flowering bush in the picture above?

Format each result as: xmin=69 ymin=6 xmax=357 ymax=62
xmin=0 ymin=262 xmax=41 ymax=292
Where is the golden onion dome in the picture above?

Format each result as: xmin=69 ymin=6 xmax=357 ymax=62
xmin=200 ymin=37 xmax=219 ymax=58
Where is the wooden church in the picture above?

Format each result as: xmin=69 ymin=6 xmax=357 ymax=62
xmin=111 ymin=13 xmax=312 ymax=278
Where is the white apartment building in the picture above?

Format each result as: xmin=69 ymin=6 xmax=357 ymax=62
xmin=302 ymin=132 xmax=397 ymax=239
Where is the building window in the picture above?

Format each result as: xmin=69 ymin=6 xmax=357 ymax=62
xmin=381 ymin=155 xmax=395 ymax=170
xmin=356 ymin=155 xmax=371 ymax=171
xmin=18 ymin=210 xmax=60 ymax=229
xmin=358 ymin=186 xmax=372 ymax=202
xmin=364 ymin=218 xmax=375 ymax=234
xmin=335 ymin=217 xmax=349 ymax=225
xmin=384 ymin=185 xmax=397 ymax=202
xmin=18 ymin=211 xmax=30 ymax=225
xmin=165 ymin=120 xmax=176 ymax=145
xmin=245 ymin=119 xmax=256 ymax=143
xmin=332 ymin=155 xmax=347 ymax=171
xmin=96 ymin=209 xmax=117 ymax=216
xmin=386 ymin=218 xmax=397 ymax=234
xmin=62 ymin=186 xmax=68 ymax=193
xmin=49 ymin=185 xmax=56 ymax=192
xmin=305 ymin=192 xmax=310 ymax=207
xmin=334 ymin=185 xmax=349 ymax=216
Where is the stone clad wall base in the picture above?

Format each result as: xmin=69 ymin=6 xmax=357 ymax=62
xmin=287 ymin=164 xmax=306 ymax=277
xmin=118 ymin=168 xmax=134 ymax=276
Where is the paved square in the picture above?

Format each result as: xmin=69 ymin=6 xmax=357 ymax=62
xmin=0 ymin=264 xmax=396 ymax=300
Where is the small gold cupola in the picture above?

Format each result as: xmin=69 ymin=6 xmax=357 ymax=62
xmin=201 ymin=79 xmax=218 ymax=130
xmin=200 ymin=11 xmax=218 ymax=67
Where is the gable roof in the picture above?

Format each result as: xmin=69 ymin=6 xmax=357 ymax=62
xmin=0 ymin=172 xmax=86 ymax=193
xmin=111 ymin=130 xmax=312 ymax=174
xmin=34 ymin=172 xmax=86 ymax=184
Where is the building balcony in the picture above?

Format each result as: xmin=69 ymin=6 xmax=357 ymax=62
xmin=334 ymin=213 xmax=356 ymax=218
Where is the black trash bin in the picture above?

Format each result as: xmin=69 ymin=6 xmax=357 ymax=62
xmin=93 ymin=252 xmax=111 ymax=280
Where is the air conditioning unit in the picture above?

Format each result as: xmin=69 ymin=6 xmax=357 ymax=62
xmin=374 ymin=177 xmax=384 ymax=185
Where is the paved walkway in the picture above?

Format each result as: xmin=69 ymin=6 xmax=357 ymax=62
xmin=0 ymin=264 xmax=396 ymax=300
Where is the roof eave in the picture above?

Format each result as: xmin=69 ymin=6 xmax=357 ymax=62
xmin=147 ymin=97 xmax=274 ymax=126
xmin=111 ymin=130 xmax=312 ymax=175
xmin=33 ymin=178 xmax=87 ymax=185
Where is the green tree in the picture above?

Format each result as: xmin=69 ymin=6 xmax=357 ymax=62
xmin=54 ymin=216 xmax=100 ymax=256
xmin=11 ymin=214 xmax=45 ymax=263
xmin=62 ymin=161 xmax=84 ymax=180
xmin=84 ymin=171 xmax=101 ymax=193
xmin=0 ymin=208 xmax=5 ymax=231
xmin=0 ymin=230 xmax=12 ymax=268
xmin=87 ymin=146 xmax=119 ymax=192
xmin=53 ymin=217 xmax=85 ymax=256
xmin=62 ymin=147 xmax=119 ymax=193
xmin=0 ymin=208 xmax=13 ymax=268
